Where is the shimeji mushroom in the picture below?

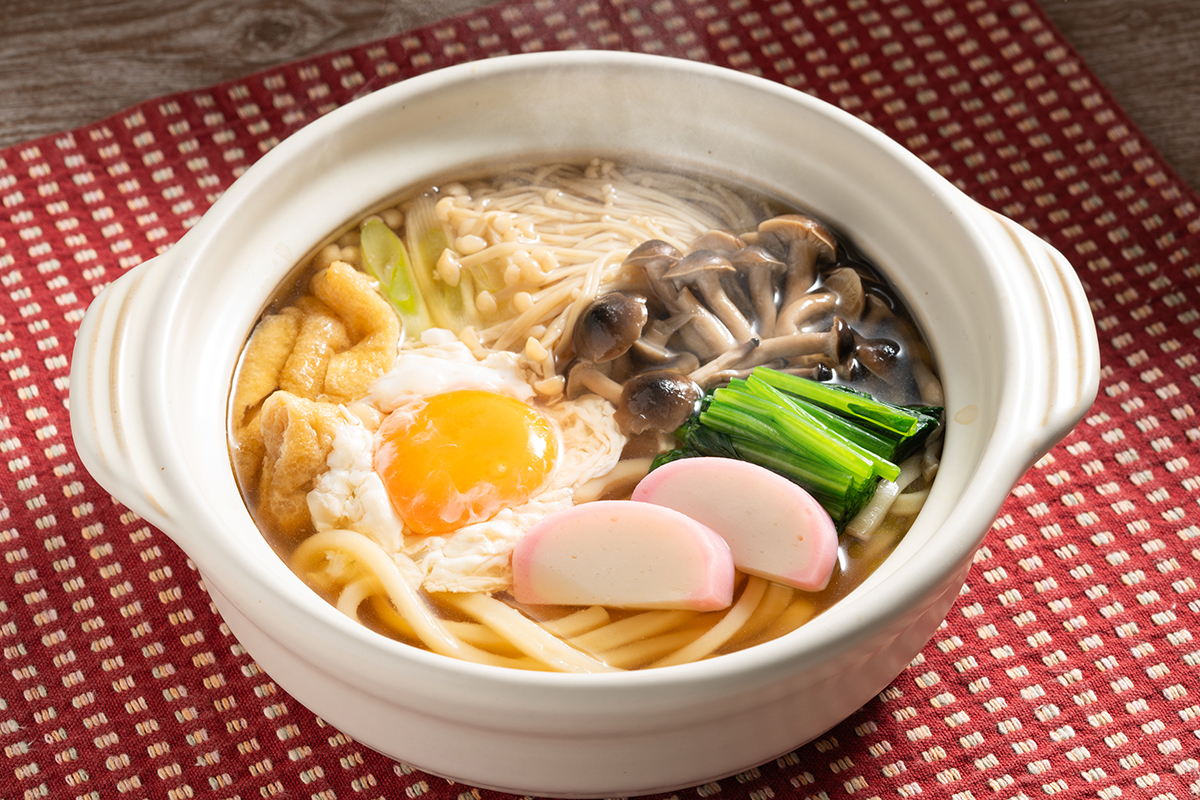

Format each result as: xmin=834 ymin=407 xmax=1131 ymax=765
xmin=614 ymin=370 xmax=704 ymax=434
xmin=735 ymin=317 xmax=856 ymax=371
xmin=774 ymin=267 xmax=866 ymax=335
xmin=564 ymin=360 xmax=624 ymax=404
xmin=730 ymin=245 xmax=787 ymax=338
xmin=669 ymin=287 xmax=741 ymax=361
xmin=624 ymin=239 xmax=684 ymax=305
xmin=621 ymin=240 xmax=739 ymax=359
xmin=691 ymin=229 xmax=745 ymax=255
xmin=572 ymin=291 xmax=649 ymax=363
xmin=756 ymin=214 xmax=839 ymax=313
xmin=565 ymin=361 xmax=705 ymax=436
xmin=663 ymin=250 xmax=757 ymax=344
xmin=600 ymin=213 xmax=936 ymax=421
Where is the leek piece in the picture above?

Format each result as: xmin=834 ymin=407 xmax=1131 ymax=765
xmin=403 ymin=193 xmax=478 ymax=332
xmin=360 ymin=218 xmax=431 ymax=334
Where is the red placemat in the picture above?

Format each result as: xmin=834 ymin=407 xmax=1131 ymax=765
xmin=2 ymin=1 xmax=1198 ymax=799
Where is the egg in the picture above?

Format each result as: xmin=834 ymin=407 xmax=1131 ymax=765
xmin=368 ymin=328 xmax=537 ymax=409
xmin=307 ymin=329 xmax=627 ymax=593
xmin=375 ymin=389 xmax=559 ymax=536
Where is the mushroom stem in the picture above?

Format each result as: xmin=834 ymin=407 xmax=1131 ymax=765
xmin=582 ymin=370 xmax=624 ymax=405
xmin=731 ymin=245 xmax=786 ymax=340
xmin=567 ymin=362 xmax=625 ymax=404
xmin=746 ymin=268 xmax=779 ymax=338
xmin=629 ymin=339 xmax=702 ymax=374
xmin=664 ymin=250 xmax=756 ymax=344
xmin=687 ymin=338 xmax=761 ymax=387
xmin=732 ymin=318 xmax=854 ymax=370
xmin=690 ymin=364 xmax=783 ymax=387
xmin=750 ymin=333 xmax=834 ymax=367
xmin=757 ymin=215 xmax=838 ymax=313
xmin=700 ymin=282 xmax=757 ymax=343
xmin=671 ymin=287 xmax=739 ymax=361
xmin=641 ymin=312 xmax=693 ymax=346
xmin=774 ymin=293 xmax=837 ymax=336
xmin=779 ymin=248 xmax=820 ymax=309
xmin=912 ymin=358 xmax=944 ymax=406
xmin=776 ymin=268 xmax=865 ymax=336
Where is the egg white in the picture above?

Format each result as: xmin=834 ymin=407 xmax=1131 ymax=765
xmin=307 ymin=329 xmax=627 ymax=593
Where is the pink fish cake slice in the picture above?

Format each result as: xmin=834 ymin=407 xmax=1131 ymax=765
xmin=632 ymin=457 xmax=838 ymax=592
xmin=511 ymin=500 xmax=735 ymax=611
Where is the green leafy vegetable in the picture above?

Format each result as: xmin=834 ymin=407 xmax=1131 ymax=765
xmin=653 ymin=366 xmax=942 ymax=529
xmin=751 ymin=367 xmax=939 ymax=460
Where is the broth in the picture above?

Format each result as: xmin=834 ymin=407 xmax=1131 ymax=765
xmin=229 ymin=159 xmax=942 ymax=672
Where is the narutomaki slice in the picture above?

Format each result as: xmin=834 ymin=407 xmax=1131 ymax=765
xmin=632 ymin=457 xmax=838 ymax=591
xmin=511 ymin=501 xmax=735 ymax=611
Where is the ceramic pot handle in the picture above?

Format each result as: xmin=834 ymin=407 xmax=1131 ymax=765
xmin=986 ymin=208 xmax=1100 ymax=452
xmin=69 ymin=255 xmax=177 ymax=533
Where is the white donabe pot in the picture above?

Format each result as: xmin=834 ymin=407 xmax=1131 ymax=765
xmin=70 ymin=52 xmax=1099 ymax=798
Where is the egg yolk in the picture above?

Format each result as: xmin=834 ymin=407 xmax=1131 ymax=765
xmin=374 ymin=389 xmax=558 ymax=536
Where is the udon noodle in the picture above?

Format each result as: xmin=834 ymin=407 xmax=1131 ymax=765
xmin=229 ymin=159 xmax=942 ymax=672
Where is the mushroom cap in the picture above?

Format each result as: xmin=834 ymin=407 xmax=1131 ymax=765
xmin=626 ymin=239 xmax=685 ymax=308
xmin=820 ymin=267 xmax=866 ymax=319
xmin=624 ymin=239 xmax=682 ymax=270
xmin=573 ymin=292 xmax=649 ymax=363
xmin=730 ymin=245 xmax=787 ymax=276
xmin=691 ymin=229 xmax=745 ymax=255
xmin=830 ymin=316 xmax=856 ymax=363
xmin=614 ymin=370 xmax=703 ymax=435
xmin=851 ymin=334 xmax=903 ymax=384
xmin=662 ymin=249 xmax=736 ymax=285
xmin=757 ymin=214 xmax=838 ymax=263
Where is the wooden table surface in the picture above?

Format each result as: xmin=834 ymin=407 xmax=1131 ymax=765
xmin=1 ymin=0 xmax=1198 ymax=193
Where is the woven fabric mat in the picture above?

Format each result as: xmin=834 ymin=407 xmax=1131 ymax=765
xmin=2 ymin=1 xmax=1199 ymax=798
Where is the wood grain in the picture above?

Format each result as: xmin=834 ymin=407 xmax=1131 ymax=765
xmin=1 ymin=0 xmax=1197 ymax=192
xmin=1038 ymin=0 xmax=1200 ymax=192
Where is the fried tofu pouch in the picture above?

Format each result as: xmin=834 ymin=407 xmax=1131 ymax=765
xmin=230 ymin=307 xmax=300 ymax=483
xmin=257 ymin=392 xmax=345 ymax=534
xmin=232 ymin=260 xmax=399 ymax=538
xmin=312 ymin=260 xmax=400 ymax=402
